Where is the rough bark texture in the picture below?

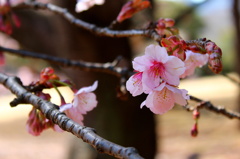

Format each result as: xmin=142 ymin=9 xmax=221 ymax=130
xmin=11 ymin=0 xmax=157 ymax=158
xmin=0 ymin=73 xmax=144 ymax=159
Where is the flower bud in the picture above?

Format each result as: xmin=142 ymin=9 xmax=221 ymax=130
xmin=193 ymin=109 xmax=200 ymax=120
xmin=191 ymin=123 xmax=198 ymax=137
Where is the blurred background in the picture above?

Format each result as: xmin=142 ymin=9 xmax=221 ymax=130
xmin=0 ymin=0 xmax=239 ymax=158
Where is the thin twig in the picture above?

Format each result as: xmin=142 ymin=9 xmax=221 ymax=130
xmin=0 ymin=73 xmax=144 ymax=159
xmin=222 ymin=73 xmax=240 ymax=86
xmin=190 ymin=95 xmax=240 ymax=120
xmin=0 ymin=46 xmax=130 ymax=77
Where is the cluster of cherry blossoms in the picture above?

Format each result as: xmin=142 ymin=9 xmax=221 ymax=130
xmin=123 ymin=5 xmax=222 ymax=115
xmin=126 ymin=43 xmax=209 ymax=115
xmin=0 ymin=0 xmax=223 ymax=137
xmin=26 ymin=67 xmax=98 ymax=136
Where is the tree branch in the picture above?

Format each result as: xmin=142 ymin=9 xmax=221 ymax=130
xmin=189 ymin=95 xmax=240 ymax=120
xmin=1 ymin=45 xmax=239 ymax=120
xmin=0 ymin=73 xmax=144 ymax=159
xmin=0 ymin=46 xmax=130 ymax=77
xmin=16 ymin=1 xmax=161 ymax=42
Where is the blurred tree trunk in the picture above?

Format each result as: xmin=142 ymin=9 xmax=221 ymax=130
xmin=12 ymin=0 xmax=156 ymax=158
xmin=233 ymin=0 xmax=240 ymax=126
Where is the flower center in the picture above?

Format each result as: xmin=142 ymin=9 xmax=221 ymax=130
xmin=150 ymin=61 xmax=165 ymax=78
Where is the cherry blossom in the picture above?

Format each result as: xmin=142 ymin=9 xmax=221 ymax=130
xmin=60 ymin=81 xmax=98 ymax=125
xmin=126 ymin=44 xmax=189 ymax=115
xmin=133 ymin=44 xmax=185 ymax=90
xmin=140 ymin=82 xmax=189 ymax=114
xmin=27 ymin=81 xmax=98 ymax=136
xmin=0 ymin=0 xmax=24 ymax=6
xmin=180 ymin=50 xmax=209 ymax=78
xmin=75 ymin=0 xmax=105 ymax=13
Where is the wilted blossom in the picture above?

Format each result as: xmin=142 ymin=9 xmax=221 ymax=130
xmin=116 ymin=0 xmax=150 ymax=23
xmin=141 ymin=82 xmax=189 ymax=114
xmin=75 ymin=0 xmax=105 ymax=13
xmin=180 ymin=50 xmax=208 ymax=78
xmin=126 ymin=44 xmax=189 ymax=114
xmin=26 ymin=92 xmax=54 ymax=136
xmin=0 ymin=0 xmax=21 ymax=34
xmin=60 ymin=81 xmax=98 ymax=125
xmin=26 ymin=107 xmax=54 ymax=136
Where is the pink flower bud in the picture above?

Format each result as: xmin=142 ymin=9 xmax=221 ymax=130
xmin=193 ymin=109 xmax=200 ymax=120
xmin=155 ymin=18 xmax=177 ymax=37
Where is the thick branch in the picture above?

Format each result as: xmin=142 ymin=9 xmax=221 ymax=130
xmin=0 ymin=73 xmax=144 ymax=159
xmin=189 ymin=95 xmax=240 ymax=120
xmin=16 ymin=1 xmax=161 ymax=41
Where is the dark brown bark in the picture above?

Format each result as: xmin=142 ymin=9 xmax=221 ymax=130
xmin=11 ymin=0 xmax=156 ymax=158
xmin=232 ymin=0 xmax=240 ymax=128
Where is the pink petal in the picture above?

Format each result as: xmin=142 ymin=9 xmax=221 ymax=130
xmin=65 ymin=107 xmax=84 ymax=125
xmin=75 ymin=0 xmax=105 ymax=12
xmin=73 ymin=92 xmax=97 ymax=114
xmin=133 ymin=56 xmax=151 ymax=72
xmin=166 ymin=85 xmax=189 ymax=105
xmin=164 ymin=56 xmax=185 ymax=75
xmin=145 ymin=45 xmax=169 ymax=63
xmin=154 ymin=82 xmax=166 ymax=91
xmin=59 ymin=103 xmax=73 ymax=112
xmin=126 ymin=73 xmax=143 ymax=96
xmin=163 ymin=71 xmax=180 ymax=86
xmin=140 ymin=100 xmax=146 ymax=108
xmin=145 ymin=88 xmax=175 ymax=114
xmin=76 ymin=81 xmax=98 ymax=95
xmin=142 ymin=69 xmax=161 ymax=90
xmin=181 ymin=51 xmax=208 ymax=78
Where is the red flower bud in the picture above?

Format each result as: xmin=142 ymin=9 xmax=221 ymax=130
xmin=205 ymin=41 xmax=222 ymax=74
xmin=191 ymin=123 xmax=198 ymax=137
xmin=116 ymin=0 xmax=150 ymax=23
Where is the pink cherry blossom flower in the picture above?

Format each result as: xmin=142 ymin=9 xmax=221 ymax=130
xmin=141 ymin=82 xmax=189 ymax=114
xmin=75 ymin=0 xmax=105 ymax=13
xmin=60 ymin=81 xmax=98 ymax=125
xmin=180 ymin=50 xmax=209 ymax=78
xmin=133 ymin=44 xmax=185 ymax=90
